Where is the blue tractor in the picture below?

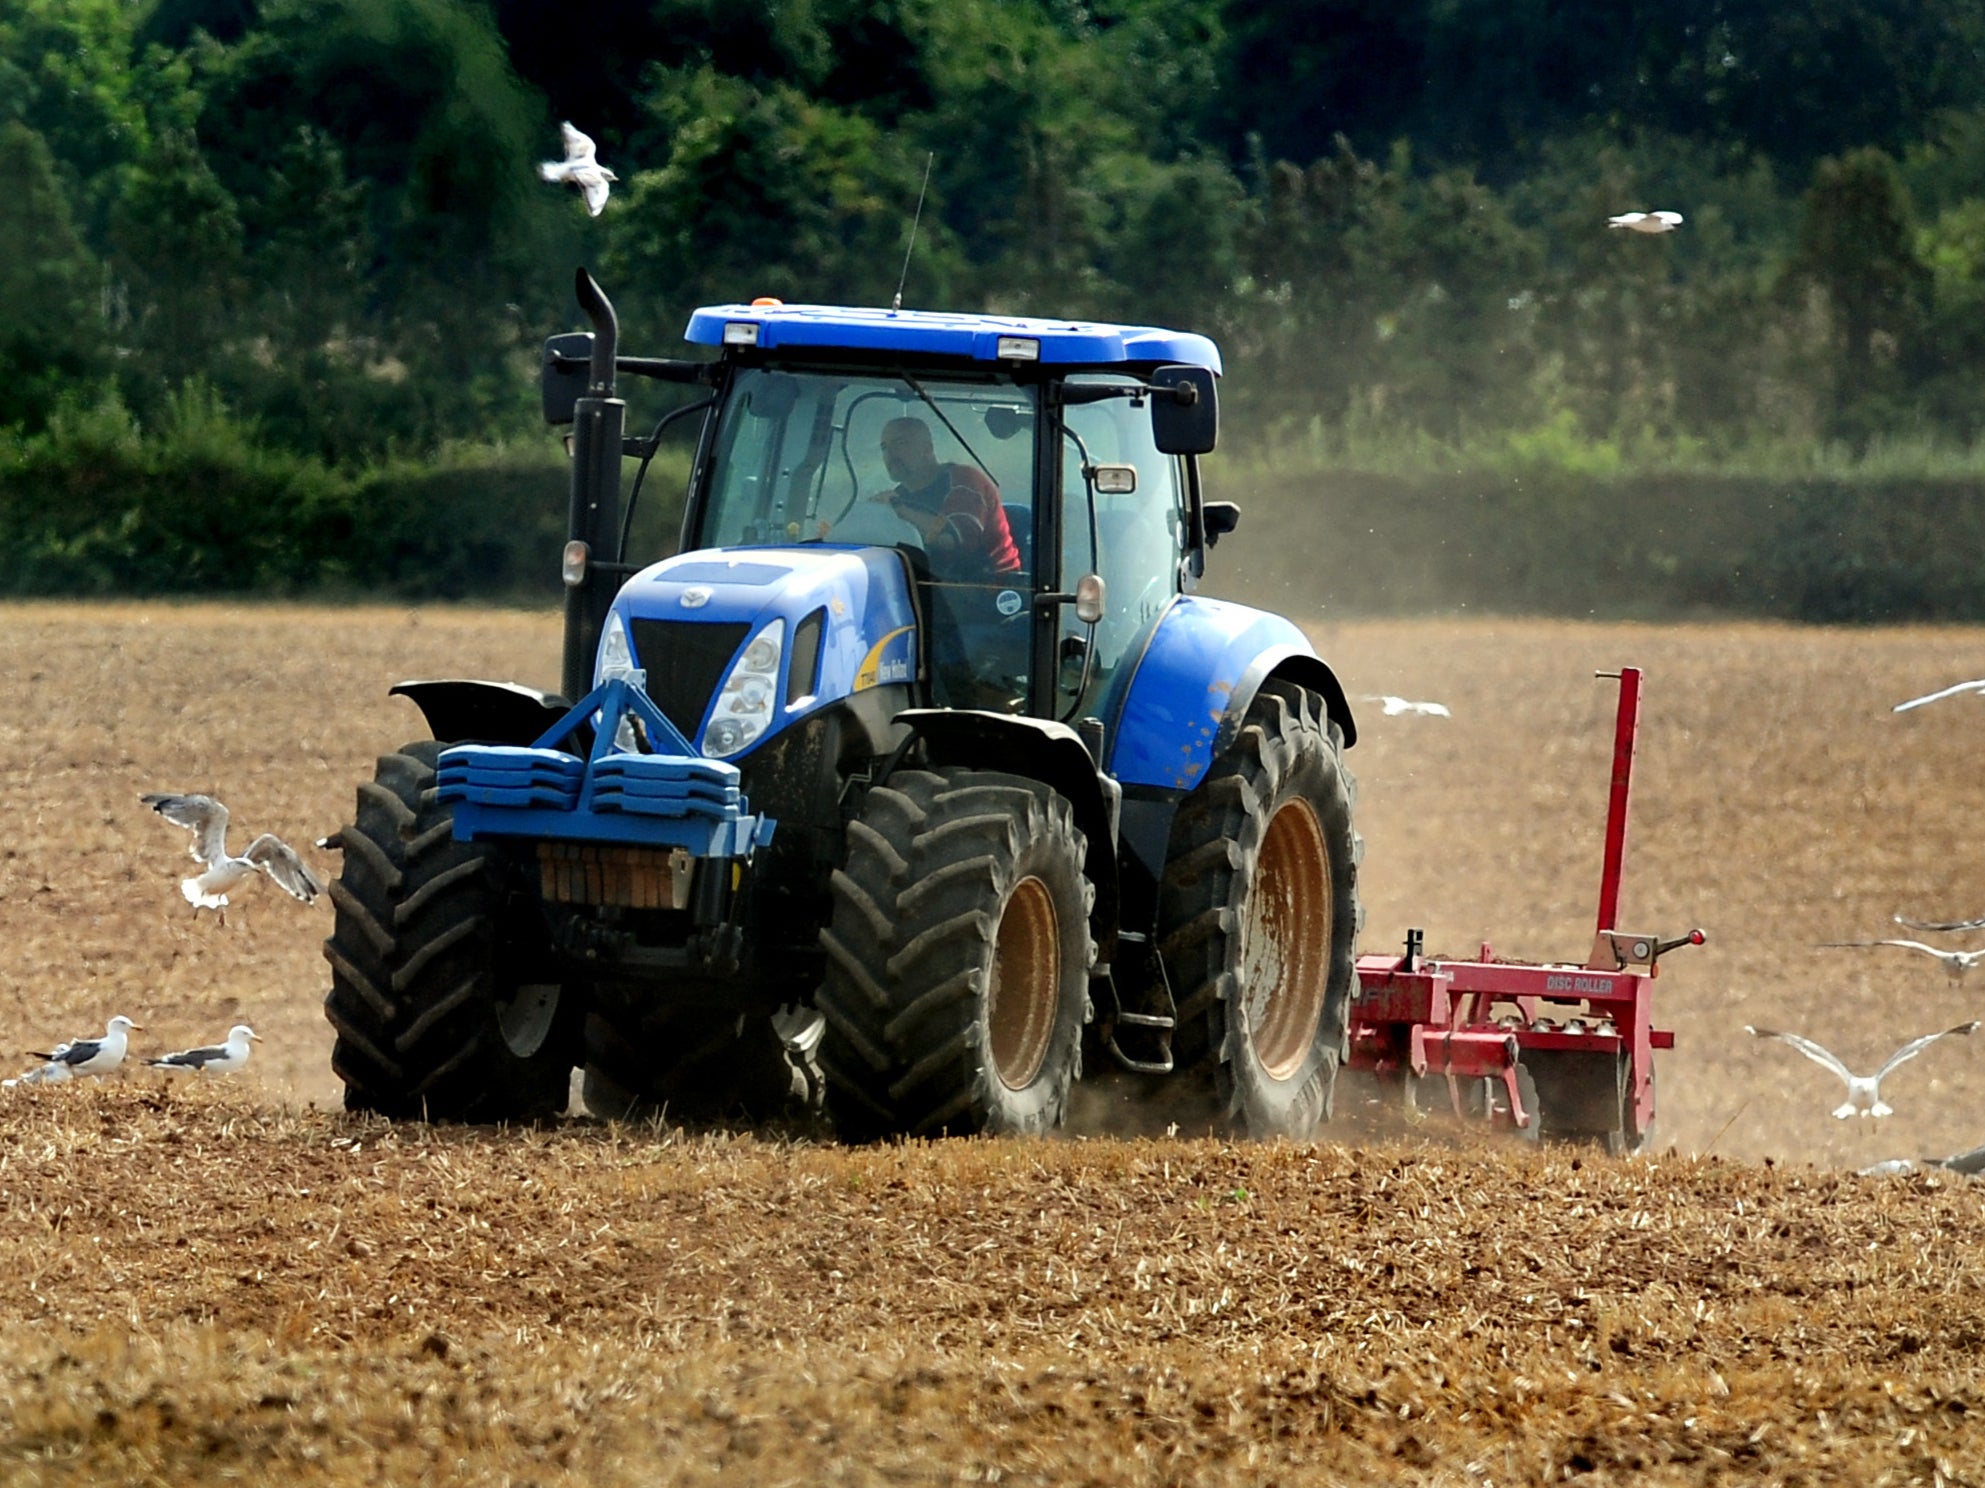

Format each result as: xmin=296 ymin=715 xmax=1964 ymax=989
xmin=322 ymin=270 xmax=1362 ymax=1140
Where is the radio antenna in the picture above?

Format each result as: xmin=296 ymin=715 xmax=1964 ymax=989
xmin=892 ymin=152 xmax=935 ymax=312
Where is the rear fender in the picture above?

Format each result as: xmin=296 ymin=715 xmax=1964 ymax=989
xmin=1105 ymin=596 xmax=1354 ymax=794
xmin=892 ymin=708 xmax=1119 ymax=956
xmin=390 ymin=679 xmax=572 ymax=745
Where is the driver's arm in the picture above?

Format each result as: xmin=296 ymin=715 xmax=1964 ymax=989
xmin=879 ymin=491 xmax=946 ymax=546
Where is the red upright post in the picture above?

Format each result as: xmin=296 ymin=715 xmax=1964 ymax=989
xmin=1594 ymin=666 xmax=1642 ymax=938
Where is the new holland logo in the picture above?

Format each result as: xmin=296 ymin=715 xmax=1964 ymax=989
xmin=679 ymin=586 xmax=712 ymax=609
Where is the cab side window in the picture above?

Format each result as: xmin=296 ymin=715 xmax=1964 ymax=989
xmin=1058 ymin=382 xmax=1187 ymax=710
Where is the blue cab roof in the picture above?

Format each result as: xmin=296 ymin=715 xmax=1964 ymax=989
xmin=684 ymin=301 xmax=1222 ymax=374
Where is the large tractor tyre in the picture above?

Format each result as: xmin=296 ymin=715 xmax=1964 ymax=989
xmin=1157 ymin=681 xmax=1362 ymax=1140
xmin=323 ymin=740 xmax=579 ymax=1122
xmin=581 ymin=1000 xmax=824 ymax=1125
xmin=817 ymin=767 xmax=1095 ymax=1142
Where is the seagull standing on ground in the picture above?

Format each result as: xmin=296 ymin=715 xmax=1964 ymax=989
xmin=1893 ymin=678 xmax=1985 ymax=712
xmin=1363 ymin=694 xmax=1452 ymax=718
xmin=1746 ymin=1022 xmax=1980 ymax=1118
xmin=538 ymin=122 xmax=617 ymax=216
xmin=4 ymin=1015 xmax=141 ymax=1088
xmin=148 ymin=1024 xmax=261 ymax=1075
xmin=140 ymin=793 xmax=324 ymax=925
xmin=1608 ymin=210 xmax=1684 ymax=233
xmin=1820 ymin=939 xmax=1985 ymax=986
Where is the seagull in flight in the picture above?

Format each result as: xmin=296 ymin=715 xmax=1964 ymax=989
xmin=1893 ymin=678 xmax=1985 ymax=713
xmin=148 ymin=1024 xmax=261 ymax=1075
xmin=1820 ymin=939 xmax=1985 ymax=985
xmin=1363 ymin=694 xmax=1451 ymax=718
xmin=1608 ymin=210 xmax=1684 ymax=233
xmin=1747 ymin=1022 xmax=1979 ymax=1118
xmin=4 ymin=1015 xmax=141 ymax=1088
xmin=538 ymin=122 xmax=617 ymax=216
xmin=1894 ymin=911 xmax=1985 ymax=934
xmin=140 ymin=793 xmax=324 ymax=924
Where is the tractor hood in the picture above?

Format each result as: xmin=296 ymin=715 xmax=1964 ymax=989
xmin=600 ymin=545 xmax=919 ymax=761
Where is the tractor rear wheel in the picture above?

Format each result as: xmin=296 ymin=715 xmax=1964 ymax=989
xmin=581 ymin=999 xmax=823 ymax=1124
xmin=322 ymin=740 xmax=579 ymax=1122
xmin=1157 ymin=682 xmax=1361 ymax=1140
xmin=817 ymin=767 xmax=1094 ymax=1141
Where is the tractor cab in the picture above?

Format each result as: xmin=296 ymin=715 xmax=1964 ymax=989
xmin=673 ymin=302 xmax=1223 ymax=730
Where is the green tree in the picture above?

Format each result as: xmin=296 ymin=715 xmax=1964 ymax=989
xmin=198 ymin=0 xmax=561 ymax=449
xmin=108 ymin=129 xmax=245 ymax=391
xmin=1785 ymin=148 xmax=1930 ymax=446
xmin=1910 ymin=200 xmax=1985 ymax=439
xmin=0 ymin=122 xmax=103 ymax=429
xmin=0 ymin=0 xmax=155 ymax=232
xmin=604 ymin=70 xmax=937 ymax=321
xmin=1509 ymin=132 xmax=1796 ymax=448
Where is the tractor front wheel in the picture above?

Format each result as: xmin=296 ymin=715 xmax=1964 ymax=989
xmin=1158 ymin=682 xmax=1362 ymax=1140
xmin=322 ymin=740 xmax=579 ymax=1122
xmin=817 ymin=767 xmax=1094 ymax=1141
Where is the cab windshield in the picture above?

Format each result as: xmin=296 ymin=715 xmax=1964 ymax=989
xmin=695 ymin=367 xmax=1038 ymax=579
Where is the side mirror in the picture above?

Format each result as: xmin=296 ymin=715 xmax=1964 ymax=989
xmin=744 ymin=373 xmax=801 ymax=420
xmin=1203 ymin=500 xmax=1240 ymax=546
xmin=1150 ymin=364 xmax=1218 ymax=455
xmin=542 ymin=332 xmax=594 ymax=425
xmin=984 ymin=404 xmax=1031 ymax=440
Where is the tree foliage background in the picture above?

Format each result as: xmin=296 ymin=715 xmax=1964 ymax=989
xmin=8 ymin=0 xmax=1985 ymax=606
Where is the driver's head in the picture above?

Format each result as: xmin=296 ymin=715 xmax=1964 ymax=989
xmin=880 ymin=416 xmax=940 ymax=489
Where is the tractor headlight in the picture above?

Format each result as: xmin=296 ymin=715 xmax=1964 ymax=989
xmin=595 ymin=612 xmax=644 ymax=751
xmin=702 ymin=618 xmax=784 ymax=758
xmin=595 ymin=611 xmax=644 ymax=689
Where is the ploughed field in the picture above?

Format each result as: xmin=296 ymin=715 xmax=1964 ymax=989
xmin=2 ymin=601 xmax=1983 ymax=1483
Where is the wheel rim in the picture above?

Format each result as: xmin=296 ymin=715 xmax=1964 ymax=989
xmin=1241 ymin=796 xmax=1331 ymax=1081
xmin=988 ymin=875 xmax=1060 ymax=1090
xmin=497 ymin=982 xmax=561 ymax=1058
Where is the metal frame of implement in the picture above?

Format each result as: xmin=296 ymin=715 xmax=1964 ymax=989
xmin=1346 ymin=666 xmax=1700 ymax=1136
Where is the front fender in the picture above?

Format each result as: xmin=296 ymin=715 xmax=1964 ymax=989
xmin=1105 ymin=597 xmax=1354 ymax=793
xmin=390 ymin=679 xmax=572 ymax=745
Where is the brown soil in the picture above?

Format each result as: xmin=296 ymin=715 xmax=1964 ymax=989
xmin=1 ymin=601 xmax=1982 ymax=1484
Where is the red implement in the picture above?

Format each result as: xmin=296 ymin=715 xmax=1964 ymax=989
xmin=1346 ymin=667 xmax=1699 ymax=1148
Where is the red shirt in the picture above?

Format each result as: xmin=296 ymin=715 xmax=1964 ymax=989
xmin=899 ymin=463 xmax=1022 ymax=576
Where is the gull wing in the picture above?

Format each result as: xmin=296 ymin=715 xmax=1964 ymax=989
xmin=560 ymin=121 xmax=597 ymax=164
xmin=141 ymin=793 xmax=229 ymax=865
xmin=243 ymin=835 xmax=325 ymax=903
xmin=1745 ymin=1026 xmax=1854 ymax=1085
xmin=1875 ymin=1022 xmax=1981 ymax=1082
xmin=1893 ymin=678 xmax=1985 ymax=712
xmin=47 ymin=1037 xmax=104 ymax=1067
xmin=150 ymin=1043 xmax=225 ymax=1069
xmin=579 ymin=167 xmax=612 ymax=216
xmin=1894 ymin=912 xmax=1985 ymax=933
xmin=1820 ymin=939 xmax=1944 ymax=958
